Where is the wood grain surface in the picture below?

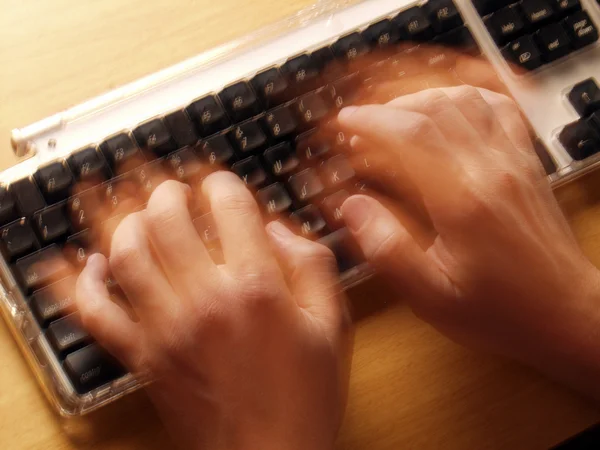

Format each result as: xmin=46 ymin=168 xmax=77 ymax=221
xmin=2 ymin=1 xmax=600 ymax=449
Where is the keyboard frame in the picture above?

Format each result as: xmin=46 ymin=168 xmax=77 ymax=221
xmin=4 ymin=0 xmax=600 ymax=416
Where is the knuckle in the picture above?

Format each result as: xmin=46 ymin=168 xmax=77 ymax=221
xmin=406 ymin=113 xmax=438 ymax=141
xmin=110 ymin=243 xmax=143 ymax=274
xmin=146 ymin=181 xmax=187 ymax=230
xmin=421 ymin=88 xmax=451 ymax=109
xmin=236 ymin=273 xmax=282 ymax=313
xmin=368 ymin=228 xmax=407 ymax=263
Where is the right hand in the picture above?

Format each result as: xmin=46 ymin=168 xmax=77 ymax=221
xmin=338 ymin=85 xmax=600 ymax=397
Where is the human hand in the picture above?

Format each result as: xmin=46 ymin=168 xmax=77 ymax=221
xmin=75 ymin=174 xmax=352 ymax=450
xmin=337 ymin=86 xmax=600 ymax=396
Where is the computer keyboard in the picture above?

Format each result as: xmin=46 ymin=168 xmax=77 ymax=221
xmin=3 ymin=0 xmax=600 ymax=415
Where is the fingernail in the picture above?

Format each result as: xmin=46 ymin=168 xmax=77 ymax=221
xmin=267 ymin=221 xmax=294 ymax=239
xmin=338 ymin=106 xmax=359 ymax=122
xmin=350 ymin=135 xmax=360 ymax=148
xmin=341 ymin=196 xmax=372 ymax=232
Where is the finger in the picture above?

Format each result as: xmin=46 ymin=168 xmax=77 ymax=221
xmin=266 ymin=221 xmax=349 ymax=339
xmin=453 ymin=55 xmax=511 ymax=96
xmin=76 ymin=253 xmax=144 ymax=371
xmin=341 ymin=195 xmax=450 ymax=300
xmin=109 ymin=211 xmax=180 ymax=322
xmin=145 ymin=180 xmax=217 ymax=286
xmin=201 ymin=171 xmax=281 ymax=276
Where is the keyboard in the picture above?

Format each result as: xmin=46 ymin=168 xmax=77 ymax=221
xmin=3 ymin=0 xmax=600 ymax=415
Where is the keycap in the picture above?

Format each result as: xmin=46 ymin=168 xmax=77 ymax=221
xmin=229 ymin=119 xmax=267 ymax=153
xmin=231 ymin=156 xmax=267 ymax=187
xmin=562 ymin=10 xmax=598 ymax=49
xmin=67 ymin=189 xmax=102 ymax=232
xmin=568 ymin=78 xmax=600 ymax=116
xmin=199 ymin=133 xmax=236 ymax=166
xmin=327 ymin=73 xmax=362 ymax=110
xmin=295 ymin=129 xmax=331 ymax=160
xmin=331 ymin=32 xmax=370 ymax=63
xmin=288 ymin=169 xmax=325 ymax=201
xmin=10 ymin=177 xmax=46 ymax=217
xmin=296 ymin=91 xmax=330 ymax=127
xmin=503 ymin=34 xmax=543 ymax=71
xmin=133 ymin=158 xmax=170 ymax=199
xmin=256 ymin=183 xmax=293 ymax=215
xmin=520 ymin=0 xmax=554 ymax=25
xmin=0 ymin=219 xmax=37 ymax=261
xmin=219 ymin=81 xmax=261 ymax=123
xmin=63 ymin=343 xmax=125 ymax=394
xmin=34 ymin=162 xmax=74 ymax=205
xmin=263 ymin=105 xmax=298 ymax=140
xmin=393 ymin=7 xmax=434 ymax=42
xmin=30 ymin=276 xmax=76 ymax=327
xmin=251 ymin=67 xmax=289 ymax=108
xmin=473 ymin=0 xmax=513 ymax=15
xmin=290 ymin=205 xmax=327 ymax=237
xmin=64 ymin=230 xmax=93 ymax=267
xmin=317 ymin=228 xmax=364 ymax=273
xmin=133 ymin=118 xmax=177 ymax=157
xmin=433 ymin=26 xmax=480 ymax=55
xmin=187 ymin=95 xmax=230 ymax=137
xmin=425 ymin=0 xmax=464 ymax=33
xmin=558 ymin=119 xmax=600 ymax=160
xmin=193 ymin=213 xmax=219 ymax=245
xmin=532 ymin=138 xmax=557 ymax=175
xmin=280 ymin=54 xmax=320 ymax=95
xmin=14 ymin=244 xmax=71 ymax=292
xmin=33 ymin=204 xmax=70 ymax=244
xmin=321 ymin=155 xmax=356 ymax=188
xmin=67 ymin=147 xmax=110 ymax=182
xmin=484 ymin=5 xmax=525 ymax=44
xmin=551 ymin=0 xmax=580 ymax=16
xmin=166 ymin=146 xmax=204 ymax=182
xmin=164 ymin=109 xmax=199 ymax=148
xmin=311 ymin=46 xmax=344 ymax=82
xmin=362 ymin=19 xmax=399 ymax=49
xmin=0 ymin=187 xmax=18 ymax=226
xmin=321 ymin=190 xmax=351 ymax=229
xmin=100 ymin=176 xmax=143 ymax=217
xmin=46 ymin=314 xmax=90 ymax=356
xmin=535 ymin=23 xmax=572 ymax=61
xmin=263 ymin=143 xmax=299 ymax=176
xmin=100 ymin=133 xmax=145 ymax=173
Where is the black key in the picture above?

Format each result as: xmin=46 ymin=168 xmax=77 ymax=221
xmin=193 ymin=213 xmax=219 ymax=245
xmin=551 ymin=0 xmax=580 ymax=16
xmin=0 ymin=187 xmax=18 ymax=226
xmin=295 ymin=129 xmax=331 ymax=160
xmin=187 ymin=95 xmax=230 ymax=137
xmin=321 ymin=190 xmax=351 ymax=229
xmin=166 ymin=146 xmax=204 ymax=182
xmin=311 ymin=46 xmax=344 ymax=82
xmin=30 ymin=276 xmax=76 ymax=327
xmin=33 ymin=204 xmax=70 ymax=244
xmin=251 ymin=67 xmax=289 ymax=108
xmin=473 ymin=0 xmax=513 ymax=15
xmin=164 ymin=109 xmax=199 ymax=148
xmin=327 ymin=73 xmax=362 ymax=110
xmin=558 ymin=119 xmax=600 ymax=160
xmin=263 ymin=105 xmax=298 ymax=140
xmin=133 ymin=118 xmax=176 ymax=156
xmin=0 ymin=219 xmax=37 ymax=260
xmin=63 ymin=343 xmax=125 ymax=394
xmin=532 ymin=138 xmax=557 ymax=175
xmin=67 ymin=147 xmax=110 ymax=182
xmin=67 ymin=189 xmax=101 ymax=232
xmin=100 ymin=176 xmax=143 ymax=216
xmin=362 ymin=19 xmax=399 ymax=49
xmin=290 ymin=205 xmax=327 ymax=237
xmin=34 ymin=162 xmax=74 ymax=204
xmin=562 ymin=10 xmax=598 ymax=49
xmin=256 ymin=183 xmax=293 ymax=215
xmin=64 ymin=231 xmax=93 ymax=267
xmin=132 ymin=158 xmax=170 ymax=200
xmin=263 ymin=143 xmax=300 ymax=176
xmin=433 ymin=26 xmax=480 ymax=55
xmin=484 ymin=5 xmax=525 ymax=45
xmin=520 ymin=0 xmax=554 ymax=26
xmin=46 ymin=313 xmax=90 ymax=356
xmin=503 ymin=34 xmax=543 ymax=71
xmin=425 ymin=0 xmax=464 ymax=33
xmin=568 ymin=78 xmax=600 ymax=116
xmin=229 ymin=119 xmax=267 ymax=153
xmin=321 ymin=155 xmax=356 ymax=188
xmin=219 ymin=82 xmax=261 ymax=123
xmin=288 ymin=169 xmax=325 ymax=201
xmin=14 ymin=244 xmax=71 ymax=292
xmin=231 ymin=156 xmax=267 ymax=187
xmin=317 ymin=228 xmax=364 ymax=273
xmin=296 ymin=90 xmax=330 ymax=127
xmin=535 ymin=23 xmax=572 ymax=61
xmin=393 ymin=7 xmax=434 ymax=42
xmin=199 ymin=133 xmax=236 ymax=166
xmin=10 ymin=177 xmax=46 ymax=217
xmin=280 ymin=54 xmax=320 ymax=95
xmin=331 ymin=32 xmax=370 ymax=63
xmin=100 ymin=133 xmax=145 ymax=173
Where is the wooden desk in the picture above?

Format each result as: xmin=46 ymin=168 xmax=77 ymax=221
xmin=2 ymin=1 xmax=600 ymax=448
